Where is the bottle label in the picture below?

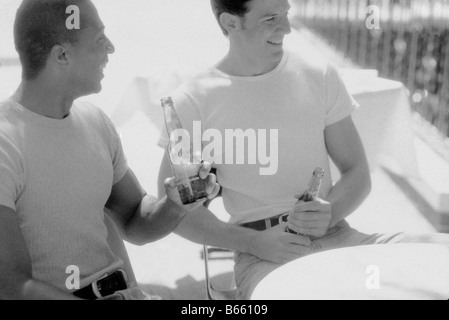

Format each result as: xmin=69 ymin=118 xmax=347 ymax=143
xmin=176 ymin=175 xmax=207 ymax=205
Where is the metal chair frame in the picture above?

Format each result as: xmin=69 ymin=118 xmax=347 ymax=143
xmin=202 ymin=245 xmax=237 ymax=300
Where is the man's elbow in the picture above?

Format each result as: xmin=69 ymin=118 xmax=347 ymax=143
xmin=120 ymin=222 xmax=159 ymax=247
xmin=365 ymin=173 xmax=372 ymax=196
xmin=360 ymin=165 xmax=372 ymax=199
xmin=124 ymin=235 xmax=151 ymax=247
xmin=121 ymin=220 xmax=180 ymax=247
xmin=342 ymin=162 xmax=372 ymax=199
xmin=118 ymin=230 xmax=147 ymax=247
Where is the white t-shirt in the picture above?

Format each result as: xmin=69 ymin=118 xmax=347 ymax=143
xmin=0 ymin=99 xmax=127 ymax=290
xmin=159 ymin=50 xmax=359 ymax=225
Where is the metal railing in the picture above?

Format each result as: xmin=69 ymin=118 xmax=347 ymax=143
xmin=292 ymin=0 xmax=449 ymax=138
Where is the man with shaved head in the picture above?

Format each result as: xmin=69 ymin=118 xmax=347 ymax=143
xmin=0 ymin=0 xmax=219 ymax=300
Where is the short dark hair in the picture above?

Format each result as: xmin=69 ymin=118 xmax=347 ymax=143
xmin=14 ymin=0 xmax=88 ymax=80
xmin=210 ymin=0 xmax=253 ymax=35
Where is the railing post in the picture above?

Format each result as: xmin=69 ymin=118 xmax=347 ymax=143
xmin=359 ymin=0 xmax=369 ymax=66
xmin=344 ymin=0 xmax=352 ymax=56
xmin=393 ymin=0 xmax=408 ymax=81
xmin=436 ymin=26 xmax=449 ymax=135
xmin=381 ymin=0 xmax=393 ymax=77
xmin=407 ymin=24 xmax=420 ymax=97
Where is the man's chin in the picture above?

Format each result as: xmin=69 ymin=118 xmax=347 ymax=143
xmin=86 ymin=83 xmax=103 ymax=95
xmin=93 ymin=83 xmax=102 ymax=93
xmin=76 ymin=87 xmax=101 ymax=99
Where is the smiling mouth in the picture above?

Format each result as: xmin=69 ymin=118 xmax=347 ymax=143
xmin=267 ymin=40 xmax=283 ymax=46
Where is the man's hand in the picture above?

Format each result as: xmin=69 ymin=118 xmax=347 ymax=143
xmin=247 ymin=223 xmax=312 ymax=264
xmin=164 ymin=161 xmax=220 ymax=211
xmin=287 ymin=199 xmax=332 ymax=239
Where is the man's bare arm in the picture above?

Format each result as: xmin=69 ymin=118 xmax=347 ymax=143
xmin=0 ymin=205 xmax=80 ymax=300
xmin=105 ymin=169 xmax=188 ymax=246
xmin=324 ymin=116 xmax=372 ymax=227
xmin=158 ymin=154 xmax=312 ymax=264
xmin=276 ymin=116 xmax=371 ymax=238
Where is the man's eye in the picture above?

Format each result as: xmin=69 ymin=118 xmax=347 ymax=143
xmin=266 ymin=17 xmax=276 ymax=22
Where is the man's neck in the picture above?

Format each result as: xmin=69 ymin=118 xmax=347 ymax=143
xmin=12 ymin=79 xmax=75 ymax=120
xmin=217 ymin=48 xmax=283 ymax=77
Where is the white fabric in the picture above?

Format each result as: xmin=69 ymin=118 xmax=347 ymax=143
xmin=0 ymin=99 xmax=128 ymax=290
xmin=251 ymin=244 xmax=449 ymax=300
xmin=159 ymin=50 xmax=359 ymax=225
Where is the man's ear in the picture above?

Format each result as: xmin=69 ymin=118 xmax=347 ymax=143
xmin=50 ymin=44 xmax=70 ymax=67
xmin=219 ymin=12 xmax=242 ymax=34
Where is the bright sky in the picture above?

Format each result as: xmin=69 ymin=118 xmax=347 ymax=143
xmin=0 ymin=0 xmax=228 ymax=69
xmin=0 ymin=0 xmax=230 ymax=108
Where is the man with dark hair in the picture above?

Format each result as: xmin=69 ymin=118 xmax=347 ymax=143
xmin=0 ymin=0 xmax=219 ymax=300
xmin=210 ymin=0 xmax=252 ymax=35
xmin=158 ymin=0 xmax=449 ymax=300
xmin=14 ymin=0 xmax=85 ymax=80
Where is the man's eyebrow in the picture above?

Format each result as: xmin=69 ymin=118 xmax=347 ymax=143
xmin=84 ymin=25 xmax=105 ymax=33
xmin=260 ymin=13 xmax=277 ymax=19
xmin=260 ymin=6 xmax=291 ymax=19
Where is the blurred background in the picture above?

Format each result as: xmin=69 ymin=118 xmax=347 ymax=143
xmin=293 ymin=0 xmax=449 ymax=160
xmin=1 ymin=0 xmax=448 ymax=299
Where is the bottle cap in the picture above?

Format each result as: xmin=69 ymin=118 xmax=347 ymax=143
xmin=313 ymin=167 xmax=325 ymax=179
xmin=161 ymin=97 xmax=173 ymax=106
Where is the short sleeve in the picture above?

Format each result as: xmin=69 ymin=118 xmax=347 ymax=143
xmin=157 ymin=88 xmax=203 ymax=149
xmin=95 ymin=108 xmax=129 ymax=185
xmin=325 ymin=63 xmax=360 ymax=126
xmin=0 ymin=133 xmax=25 ymax=211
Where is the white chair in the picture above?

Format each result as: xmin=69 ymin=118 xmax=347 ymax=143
xmin=202 ymin=245 xmax=237 ymax=300
xmin=202 ymin=195 xmax=237 ymax=300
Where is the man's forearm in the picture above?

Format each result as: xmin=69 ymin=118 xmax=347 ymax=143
xmin=326 ymin=165 xmax=372 ymax=228
xmin=175 ymin=205 xmax=258 ymax=254
xmin=124 ymin=194 xmax=187 ymax=245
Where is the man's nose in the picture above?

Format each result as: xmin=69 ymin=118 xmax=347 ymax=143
xmin=106 ymin=36 xmax=115 ymax=54
xmin=280 ymin=15 xmax=292 ymax=35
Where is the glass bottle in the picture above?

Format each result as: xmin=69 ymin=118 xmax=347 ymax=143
xmin=161 ymin=97 xmax=207 ymax=205
xmin=287 ymin=167 xmax=325 ymax=235
xmin=298 ymin=167 xmax=325 ymax=202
